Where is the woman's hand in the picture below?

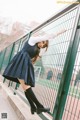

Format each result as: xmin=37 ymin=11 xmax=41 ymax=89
xmin=31 ymin=56 xmax=41 ymax=64
xmin=57 ymin=29 xmax=67 ymax=36
xmin=46 ymin=29 xmax=67 ymax=39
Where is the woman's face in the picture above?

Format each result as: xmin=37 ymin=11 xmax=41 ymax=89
xmin=37 ymin=41 xmax=47 ymax=48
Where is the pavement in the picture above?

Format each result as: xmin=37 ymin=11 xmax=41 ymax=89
xmin=0 ymin=75 xmax=42 ymax=120
xmin=0 ymin=84 xmax=19 ymax=120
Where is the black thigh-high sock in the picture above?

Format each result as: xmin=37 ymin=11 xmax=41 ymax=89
xmin=24 ymin=90 xmax=36 ymax=109
xmin=25 ymin=87 xmax=43 ymax=108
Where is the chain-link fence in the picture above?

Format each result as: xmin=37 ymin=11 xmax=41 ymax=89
xmin=0 ymin=1 xmax=80 ymax=120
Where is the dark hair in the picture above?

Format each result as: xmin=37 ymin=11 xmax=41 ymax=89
xmin=43 ymin=40 xmax=48 ymax=50
xmin=31 ymin=40 xmax=49 ymax=64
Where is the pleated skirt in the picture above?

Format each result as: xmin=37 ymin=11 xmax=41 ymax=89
xmin=3 ymin=51 xmax=35 ymax=87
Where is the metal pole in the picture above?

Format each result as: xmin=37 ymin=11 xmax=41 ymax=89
xmin=53 ymin=5 xmax=80 ymax=120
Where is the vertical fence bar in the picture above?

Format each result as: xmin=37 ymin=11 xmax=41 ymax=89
xmin=0 ymin=49 xmax=6 ymax=72
xmin=53 ymin=5 xmax=80 ymax=120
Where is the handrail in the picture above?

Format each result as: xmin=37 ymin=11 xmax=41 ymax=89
xmin=1 ymin=0 xmax=79 ymax=52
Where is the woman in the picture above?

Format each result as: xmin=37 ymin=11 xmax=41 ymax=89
xmin=3 ymin=30 xmax=66 ymax=114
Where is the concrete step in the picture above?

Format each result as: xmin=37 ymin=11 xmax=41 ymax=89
xmin=0 ymin=86 xmax=19 ymax=120
xmin=0 ymin=77 xmax=42 ymax=120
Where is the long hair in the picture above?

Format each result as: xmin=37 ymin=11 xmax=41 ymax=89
xmin=31 ymin=40 xmax=49 ymax=64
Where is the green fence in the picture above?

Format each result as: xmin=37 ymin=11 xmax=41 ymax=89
xmin=0 ymin=1 xmax=80 ymax=120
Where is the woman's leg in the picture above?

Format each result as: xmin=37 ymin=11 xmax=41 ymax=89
xmin=18 ymin=79 xmax=31 ymax=90
xmin=18 ymin=79 xmax=36 ymax=114
xmin=18 ymin=79 xmax=43 ymax=107
xmin=18 ymin=79 xmax=50 ymax=114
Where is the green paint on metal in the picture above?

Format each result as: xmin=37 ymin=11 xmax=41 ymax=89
xmin=53 ymin=7 xmax=80 ymax=120
xmin=0 ymin=49 xmax=6 ymax=71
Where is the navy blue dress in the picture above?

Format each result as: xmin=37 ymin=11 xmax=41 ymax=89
xmin=3 ymin=41 xmax=40 ymax=87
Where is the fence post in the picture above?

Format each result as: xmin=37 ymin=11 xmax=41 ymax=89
xmin=53 ymin=6 xmax=80 ymax=120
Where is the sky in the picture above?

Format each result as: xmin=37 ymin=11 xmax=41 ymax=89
xmin=0 ymin=0 xmax=76 ymax=24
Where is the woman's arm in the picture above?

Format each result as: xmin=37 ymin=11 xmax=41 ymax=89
xmin=28 ymin=29 xmax=67 ymax=46
xmin=31 ymin=56 xmax=41 ymax=64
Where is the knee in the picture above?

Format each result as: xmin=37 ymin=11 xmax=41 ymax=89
xmin=18 ymin=79 xmax=31 ymax=91
xmin=22 ymin=84 xmax=31 ymax=91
